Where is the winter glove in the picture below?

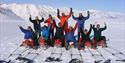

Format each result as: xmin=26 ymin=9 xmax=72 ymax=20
xmin=90 ymin=24 xmax=92 ymax=27
xmin=57 ymin=9 xmax=59 ymax=13
xmin=70 ymin=8 xmax=73 ymax=14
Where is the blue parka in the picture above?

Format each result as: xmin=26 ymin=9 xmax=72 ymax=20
xmin=20 ymin=27 xmax=34 ymax=40
xmin=72 ymin=11 xmax=90 ymax=30
xmin=41 ymin=24 xmax=51 ymax=40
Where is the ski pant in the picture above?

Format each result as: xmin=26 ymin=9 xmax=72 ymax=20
xmin=78 ymin=27 xmax=83 ymax=42
xmin=79 ymin=40 xmax=86 ymax=48
xmin=49 ymin=29 xmax=54 ymax=39
xmin=48 ymin=29 xmax=54 ymax=46
xmin=33 ymin=30 xmax=41 ymax=46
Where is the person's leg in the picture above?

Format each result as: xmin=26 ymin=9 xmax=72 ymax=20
xmin=52 ymin=29 xmax=54 ymax=39
xmin=80 ymin=27 xmax=83 ymax=40
xmin=51 ymin=30 xmax=54 ymax=46
xmin=34 ymin=30 xmax=39 ymax=46
xmin=81 ymin=40 xmax=85 ymax=49
xmin=78 ymin=28 xmax=80 ymax=42
xmin=73 ymin=41 xmax=77 ymax=48
xmin=65 ymin=40 xmax=70 ymax=50
xmin=61 ymin=35 xmax=65 ymax=47
xmin=48 ymin=30 xmax=51 ymax=40
xmin=38 ymin=30 xmax=41 ymax=37
xmin=72 ymin=38 xmax=77 ymax=48
xmin=93 ymin=38 xmax=99 ymax=49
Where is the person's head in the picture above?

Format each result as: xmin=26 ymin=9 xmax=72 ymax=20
xmin=84 ymin=29 xmax=88 ymax=34
xmin=79 ymin=13 xmax=83 ymax=17
xmin=49 ymin=14 xmax=52 ymax=18
xmin=43 ymin=25 xmax=48 ymax=29
xmin=96 ymin=24 xmax=100 ymax=29
xmin=27 ymin=26 xmax=32 ymax=31
xmin=62 ymin=13 xmax=65 ymax=16
xmin=58 ymin=22 xmax=61 ymax=27
xmin=35 ymin=16 xmax=39 ymax=20
xmin=69 ymin=26 xmax=73 ymax=31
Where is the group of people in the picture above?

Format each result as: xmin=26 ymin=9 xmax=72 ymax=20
xmin=19 ymin=8 xmax=107 ymax=50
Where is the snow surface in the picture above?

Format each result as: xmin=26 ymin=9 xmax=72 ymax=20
xmin=0 ymin=4 xmax=125 ymax=63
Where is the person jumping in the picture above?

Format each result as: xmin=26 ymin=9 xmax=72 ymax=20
xmin=72 ymin=11 xmax=90 ymax=42
xmin=92 ymin=22 xmax=107 ymax=49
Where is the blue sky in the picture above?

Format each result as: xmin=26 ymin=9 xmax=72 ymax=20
xmin=1 ymin=0 xmax=125 ymax=12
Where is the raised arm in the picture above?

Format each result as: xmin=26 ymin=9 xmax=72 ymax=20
xmin=66 ymin=8 xmax=73 ymax=19
xmin=39 ymin=17 xmax=44 ymax=22
xmin=44 ymin=18 xmax=49 ymax=23
xmin=84 ymin=11 xmax=90 ymax=20
xmin=92 ymin=24 xmax=96 ymax=31
xmin=19 ymin=26 xmax=27 ymax=33
xmin=53 ymin=20 xmax=58 ymax=28
xmin=87 ymin=24 xmax=92 ymax=35
xmin=72 ymin=12 xmax=78 ymax=20
xmin=73 ymin=23 xmax=78 ymax=31
xmin=101 ymin=22 xmax=107 ymax=31
xmin=57 ymin=9 xmax=60 ymax=19
xmin=29 ymin=15 xmax=34 ymax=23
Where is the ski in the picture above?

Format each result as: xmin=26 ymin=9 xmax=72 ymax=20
xmin=45 ymin=47 xmax=63 ymax=62
xmin=103 ymin=59 xmax=111 ymax=63
xmin=116 ymin=59 xmax=125 ymax=62
xmin=103 ymin=48 xmax=125 ymax=60
xmin=96 ymin=48 xmax=111 ymax=63
xmin=7 ymin=47 xmax=33 ymax=63
xmin=87 ymin=47 xmax=103 ymax=63
xmin=108 ymin=46 xmax=125 ymax=57
xmin=15 ymin=47 xmax=43 ymax=63
xmin=69 ymin=44 xmax=84 ymax=63
xmin=4 ymin=46 xmax=21 ymax=60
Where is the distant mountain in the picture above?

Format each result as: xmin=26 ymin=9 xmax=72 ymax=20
xmin=0 ymin=3 xmax=124 ymax=21
xmin=0 ymin=7 xmax=23 ymax=21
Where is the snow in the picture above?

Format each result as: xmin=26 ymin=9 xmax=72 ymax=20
xmin=0 ymin=3 xmax=125 ymax=63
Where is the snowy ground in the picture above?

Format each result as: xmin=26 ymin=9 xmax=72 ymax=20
xmin=0 ymin=18 xmax=125 ymax=63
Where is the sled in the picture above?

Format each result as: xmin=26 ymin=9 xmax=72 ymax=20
xmin=20 ymin=39 xmax=34 ymax=48
xmin=78 ymin=38 xmax=92 ymax=47
xmin=92 ymin=38 xmax=107 ymax=48
xmin=39 ymin=37 xmax=45 ymax=46
xmin=98 ymin=40 xmax=107 ymax=48
xmin=85 ymin=41 xmax=91 ymax=47
xmin=54 ymin=39 xmax=62 ymax=47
